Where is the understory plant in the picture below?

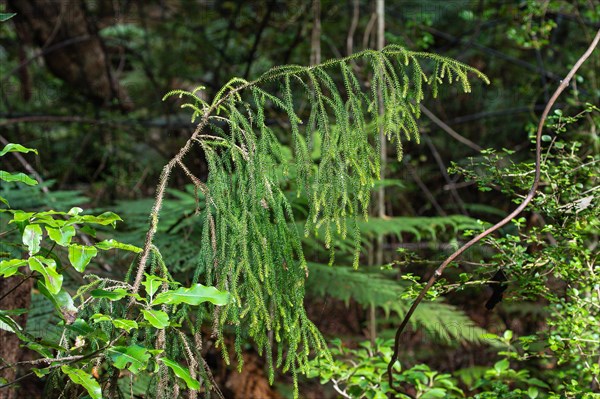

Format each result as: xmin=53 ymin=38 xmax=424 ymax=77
xmin=2 ymin=43 xmax=491 ymax=398
xmin=449 ymin=103 xmax=600 ymax=397
xmin=306 ymin=103 xmax=599 ymax=399
xmin=0 ymin=145 xmax=231 ymax=398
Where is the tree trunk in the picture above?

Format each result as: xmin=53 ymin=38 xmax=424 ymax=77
xmin=7 ymin=0 xmax=131 ymax=110
xmin=0 ymin=276 xmax=34 ymax=399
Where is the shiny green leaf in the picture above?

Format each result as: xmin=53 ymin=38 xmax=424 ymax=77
xmin=0 ymin=259 xmax=27 ymax=277
xmin=61 ymin=366 xmax=102 ymax=399
xmin=67 ymin=207 xmax=83 ymax=216
xmin=80 ymin=212 xmax=122 ymax=227
xmin=152 ymin=284 xmax=230 ymax=306
xmin=0 ymin=143 xmax=38 ymax=156
xmin=112 ymin=319 xmax=138 ymax=332
xmin=68 ymin=244 xmax=98 ymax=272
xmin=0 ymin=13 xmax=17 ymax=22
xmin=421 ymin=388 xmax=446 ymax=399
xmin=11 ymin=210 xmax=34 ymax=222
xmin=90 ymin=288 xmax=128 ymax=301
xmin=494 ymin=359 xmax=509 ymax=373
xmin=37 ymin=281 xmax=77 ymax=323
xmin=46 ymin=225 xmax=76 ymax=246
xmin=159 ymin=358 xmax=201 ymax=390
xmin=23 ymin=224 xmax=42 ymax=255
xmin=141 ymin=309 xmax=169 ymax=329
xmin=142 ymin=273 xmax=166 ymax=299
xmin=108 ymin=345 xmax=151 ymax=374
xmin=28 ymin=256 xmax=63 ymax=294
xmin=95 ymin=239 xmax=142 ymax=253
xmin=0 ymin=170 xmax=37 ymax=186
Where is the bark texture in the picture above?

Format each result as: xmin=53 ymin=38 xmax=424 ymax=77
xmin=0 ymin=277 xmax=33 ymax=399
xmin=7 ymin=0 xmax=131 ymax=110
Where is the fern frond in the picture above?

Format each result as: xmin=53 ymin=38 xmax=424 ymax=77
xmin=306 ymin=263 xmax=488 ymax=346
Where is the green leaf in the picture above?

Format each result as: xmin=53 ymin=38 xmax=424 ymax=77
xmin=95 ymin=239 xmax=142 ymax=253
xmin=28 ymin=256 xmax=63 ymax=294
xmin=152 ymin=284 xmax=230 ymax=306
xmin=159 ymin=358 xmax=201 ymax=390
xmin=0 ymin=13 xmax=17 ymax=22
xmin=526 ymin=378 xmax=550 ymax=389
xmin=91 ymin=314 xmax=138 ymax=332
xmin=112 ymin=318 xmax=138 ymax=332
xmin=79 ymin=224 xmax=97 ymax=237
xmin=66 ymin=319 xmax=94 ymax=335
xmin=23 ymin=224 xmax=43 ymax=255
xmin=90 ymin=314 xmax=112 ymax=322
xmin=37 ymin=281 xmax=77 ymax=323
xmin=68 ymin=244 xmax=98 ymax=272
xmin=0 ymin=195 xmax=9 ymax=207
xmin=528 ymin=386 xmax=539 ymax=398
xmin=142 ymin=273 xmax=166 ymax=299
xmin=0 ymin=313 xmax=43 ymax=346
xmin=494 ymin=359 xmax=510 ymax=373
xmin=0 ymin=259 xmax=27 ymax=277
xmin=108 ymin=345 xmax=151 ymax=374
xmin=67 ymin=207 xmax=83 ymax=216
xmin=61 ymin=366 xmax=102 ymax=399
xmin=421 ymin=389 xmax=447 ymax=399
xmin=0 ymin=170 xmax=38 ymax=186
xmin=12 ymin=210 xmax=34 ymax=222
xmin=0 ymin=314 xmax=22 ymax=335
xmin=25 ymin=341 xmax=53 ymax=358
xmin=46 ymin=225 xmax=76 ymax=246
xmin=0 ymin=143 xmax=38 ymax=156
xmin=80 ymin=212 xmax=122 ymax=227
xmin=141 ymin=309 xmax=169 ymax=329
xmin=31 ymin=367 xmax=51 ymax=377
xmin=90 ymin=288 xmax=129 ymax=301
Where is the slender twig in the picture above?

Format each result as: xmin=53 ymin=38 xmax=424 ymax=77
xmin=0 ymin=114 xmax=192 ymax=128
xmin=346 ymin=0 xmax=359 ymax=57
xmin=0 ymin=328 xmax=128 ymax=390
xmin=387 ymin=28 xmax=600 ymax=396
xmin=423 ymin=134 xmax=469 ymax=215
xmin=406 ymin=163 xmax=446 ymax=216
xmin=420 ymin=104 xmax=482 ymax=152
xmin=243 ymin=0 xmax=275 ymax=79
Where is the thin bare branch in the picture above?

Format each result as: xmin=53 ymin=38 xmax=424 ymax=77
xmin=420 ymin=104 xmax=482 ymax=152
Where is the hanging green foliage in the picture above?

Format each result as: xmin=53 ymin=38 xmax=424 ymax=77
xmin=161 ymin=45 xmax=489 ymax=385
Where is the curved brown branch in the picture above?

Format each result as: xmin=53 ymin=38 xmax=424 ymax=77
xmin=387 ymin=28 xmax=600 ymax=396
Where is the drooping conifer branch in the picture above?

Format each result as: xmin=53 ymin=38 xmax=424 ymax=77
xmin=131 ymin=45 xmax=489 ymax=396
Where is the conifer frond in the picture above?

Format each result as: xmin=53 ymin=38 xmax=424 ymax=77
xmin=159 ymin=45 xmax=488 ymax=394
